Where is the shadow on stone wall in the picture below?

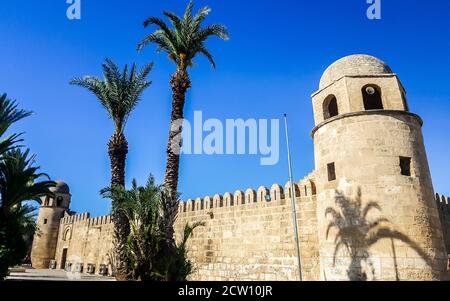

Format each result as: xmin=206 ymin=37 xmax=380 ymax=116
xmin=325 ymin=188 xmax=432 ymax=281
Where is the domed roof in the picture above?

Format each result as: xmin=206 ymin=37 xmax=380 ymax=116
xmin=319 ymin=54 xmax=393 ymax=89
xmin=50 ymin=181 xmax=70 ymax=194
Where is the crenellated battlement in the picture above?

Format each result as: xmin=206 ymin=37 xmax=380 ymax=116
xmin=178 ymin=173 xmax=317 ymax=215
xmin=60 ymin=212 xmax=113 ymax=227
xmin=436 ymin=193 xmax=450 ymax=216
xmin=436 ymin=193 xmax=450 ymax=256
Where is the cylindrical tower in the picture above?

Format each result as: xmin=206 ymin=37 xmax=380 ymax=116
xmin=311 ymin=55 xmax=447 ymax=280
xmin=31 ymin=181 xmax=71 ymax=269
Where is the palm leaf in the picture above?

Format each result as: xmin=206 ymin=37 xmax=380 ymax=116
xmin=70 ymin=59 xmax=153 ymax=133
xmin=138 ymin=1 xmax=229 ymax=70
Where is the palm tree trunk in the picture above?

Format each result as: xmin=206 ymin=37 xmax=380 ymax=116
xmin=162 ymin=68 xmax=191 ymax=246
xmin=108 ymin=131 xmax=130 ymax=280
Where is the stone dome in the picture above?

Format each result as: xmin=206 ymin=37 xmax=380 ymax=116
xmin=319 ymin=54 xmax=393 ymax=89
xmin=51 ymin=181 xmax=70 ymax=194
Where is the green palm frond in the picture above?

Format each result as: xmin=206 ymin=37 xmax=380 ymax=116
xmin=138 ymin=1 xmax=229 ymax=70
xmin=0 ymin=149 xmax=55 ymax=210
xmin=70 ymin=59 xmax=153 ymax=133
xmin=0 ymin=94 xmax=32 ymax=137
xmin=179 ymin=221 xmax=205 ymax=252
xmin=0 ymin=95 xmax=55 ymax=280
xmin=0 ymin=94 xmax=33 ymax=157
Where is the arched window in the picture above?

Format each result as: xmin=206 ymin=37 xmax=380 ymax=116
xmin=362 ymin=85 xmax=383 ymax=110
xmin=63 ymin=227 xmax=72 ymax=241
xmin=323 ymin=95 xmax=339 ymax=120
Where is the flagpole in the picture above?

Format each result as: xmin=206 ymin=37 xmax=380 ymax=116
xmin=283 ymin=113 xmax=303 ymax=281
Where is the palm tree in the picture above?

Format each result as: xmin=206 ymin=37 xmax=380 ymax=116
xmin=0 ymin=94 xmax=55 ymax=280
xmin=102 ymin=176 xmax=161 ymax=281
xmin=325 ymin=188 xmax=432 ymax=281
xmin=137 ymin=0 xmax=229 ymax=246
xmin=102 ymin=175 xmax=204 ymax=281
xmin=70 ymin=59 xmax=153 ymax=280
xmin=165 ymin=220 xmax=204 ymax=281
xmin=0 ymin=150 xmax=55 ymax=280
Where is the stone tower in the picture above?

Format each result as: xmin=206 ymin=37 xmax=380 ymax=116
xmin=311 ymin=54 xmax=447 ymax=280
xmin=31 ymin=181 xmax=71 ymax=269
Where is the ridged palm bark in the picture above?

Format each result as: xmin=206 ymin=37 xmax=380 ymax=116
xmin=138 ymin=0 xmax=229 ymax=248
xmin=108 ymin=131 xmax=129 ymax=280
xmin=70 ymin=59 xmax=153 ymax=280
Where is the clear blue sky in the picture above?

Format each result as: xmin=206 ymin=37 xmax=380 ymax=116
xmin=1 ymin=0 xmax=449 ymax=216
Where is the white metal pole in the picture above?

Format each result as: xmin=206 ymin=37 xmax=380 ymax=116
xmin=284 ymin=113 xmax=303 ymax=281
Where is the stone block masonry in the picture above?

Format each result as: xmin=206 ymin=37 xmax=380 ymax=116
xmin=174 ymin=177 xmax=320 ymax=281
xmin=436 ymin=194 xmax=450 ymax=255
xmin=31 ymin=54 xmax=450 ymax=281
xmin=54 ymin=213 xmax=114 ymax=272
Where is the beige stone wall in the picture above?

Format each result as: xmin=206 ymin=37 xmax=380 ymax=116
xmin=311 ymin=75 xmax=407 ymax=126
xmin=436 ymin=194 xmax=450 ymax=255
xmin=54 ymin=213 xmax=114 ymax=273
xmin=44 ymin=183 xmax=448 ymax=281
xmin=312 ymin=110 xmax=447 ymax=280
xmin=174 ymin=179 xmax=320 ymax=281
xmin=30 ymin=207 xmax=66 ymax=269
xmin=47 ymin=178 xmax=322 ymax=281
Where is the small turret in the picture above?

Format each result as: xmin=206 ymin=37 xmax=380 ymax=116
xmin=31 ymin=181 xmax=71 ymax=269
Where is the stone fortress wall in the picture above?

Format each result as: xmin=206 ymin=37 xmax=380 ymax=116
xmin=54 ymin=213 xmax=114 ymax=274
xmin=48 ymin=174 xmax=321 ymax=280
xmin=31 ymin=54 xmax=450 ymax=281
xmin=174 ymin=174 xmax=320 ymax=281
xmin=46 ymin=187 xmax=449 ymax=280
xmin=436 ymin=194 xmax=450 ymax=254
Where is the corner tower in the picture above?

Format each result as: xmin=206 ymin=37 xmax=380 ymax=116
xmin=311 ymin=55 xmax=447 ymax=280
xmin=31 ymin=181 xmax=71 ymax=269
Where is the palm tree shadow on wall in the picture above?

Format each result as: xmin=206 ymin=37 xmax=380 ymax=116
xmin=325 ymin=188 xmax=432 ymax=281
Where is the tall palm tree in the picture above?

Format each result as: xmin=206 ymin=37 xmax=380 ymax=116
xmin=325 ymin=188 xmax=433 ymax=281
xmin=70 ymin=59 xmax=153 ymax=280
xmin=0 ymin=94 xmax=55 ymax=280
xmin=137 ymin=0 xmax=229 ymax=245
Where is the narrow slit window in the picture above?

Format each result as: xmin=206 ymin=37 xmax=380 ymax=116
xmin=327 ymin=163 xmax=336 ymax=181
xmin=43 ymin=219 xmax=48 ymax=225
xmin=400 ymin=157 xmax=411 ymax=176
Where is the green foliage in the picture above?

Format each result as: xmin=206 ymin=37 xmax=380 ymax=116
xmin=70 ymin=59 xmax=154 ymax=134
xmin=0 ymin=94 xmax=55 ymax=281
xmin=102 ymin=176 xmax=203 ymax=281
xmin=138 ymin=0 xmax=229 ymax=70
xmin=0 ymin=94 xmax=32 ymax=158
xmin=160 ymin=221 xmax=204 ymax=281
xmin=0 ymin=149 xmax=55 ymax=211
